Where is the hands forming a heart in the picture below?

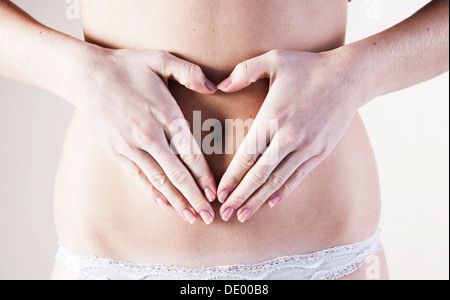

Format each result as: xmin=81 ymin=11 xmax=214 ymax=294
xmin=79 ymin=47 xmax=360 ymax=225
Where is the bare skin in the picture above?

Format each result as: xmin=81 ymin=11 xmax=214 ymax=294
xmin=56 ymin=0 xmax=384 ymax=269
xmin=0 ymin=0 xmax=448 ymax=280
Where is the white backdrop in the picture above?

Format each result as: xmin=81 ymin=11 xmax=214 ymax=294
xmin=348 ymin=0 xmax=449 ymax=280
xmin=0 ymin=0 xmax=448 ymax=279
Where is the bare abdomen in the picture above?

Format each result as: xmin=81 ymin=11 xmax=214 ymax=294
xmin=53 ymin=0 xmax=381 ymax=267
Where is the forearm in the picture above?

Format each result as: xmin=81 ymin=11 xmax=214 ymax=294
xmin=340 ymin=0 xmax=449 ymax=105
xmin=0 ymin=0 xmax=92 ymax=104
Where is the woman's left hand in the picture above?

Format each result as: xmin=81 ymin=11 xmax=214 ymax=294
xmin=217 ymin=49 xmax=363 ymax=223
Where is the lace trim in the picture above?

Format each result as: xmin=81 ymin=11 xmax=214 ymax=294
xmin=56 ymin=230 xmax=380 ymax=280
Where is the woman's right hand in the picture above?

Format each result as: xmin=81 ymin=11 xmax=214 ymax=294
xmin=66 ymin=47 xmax=218 ymax=225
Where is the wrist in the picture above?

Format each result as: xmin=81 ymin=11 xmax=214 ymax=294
xmin=50 ymin=38 xmax=109 ymax=108
xmin=323 ymin=44 xmax=376 ymax=110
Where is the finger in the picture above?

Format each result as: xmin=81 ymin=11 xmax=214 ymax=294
xmin=126 ymin=149 xmax=202 ymax=224
xmin=111 ymin=154 xmax=170 ymax=211
xmin=165 ymin=117 xmax=217 ymax=203
xmin=232 ymin=152 xmax=314 ymax=222
xmin=219 ymin=135 xmax=289 ymax=221
xmin=217 ymin=50 xmax=280 ymax=93
xmin=234 ymin=155 xmax=323 ymax=223
xmin=136 ymin=88 xmax=216 ymax=223
xmin=268 ymin=155 xmax=324 ymax=208
xmin=155 ymin=52 xmax=217 ymax=94
xmin=217 ymin=117 xmax=277 ymax=203
xmin=147 ymin=141 xmax=215 ymax=225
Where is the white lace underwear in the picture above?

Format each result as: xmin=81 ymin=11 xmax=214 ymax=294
xmin=55 ymin=230 xmax=380 ymax=280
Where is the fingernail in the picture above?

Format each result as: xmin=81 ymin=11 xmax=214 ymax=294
xmin=218 ymin=189 xmax=230 ymax=203
xmin=200 ymin=210 xmax=214 ymax=225
xmin=238 ymin=208 xmax=252 ymax=223
xmin=268 ymin=196 xmax=281 ymax=208
xmin=182 ymin=209 xmax=197 ymax=224
xmin=221 ymin=207 xmax=235 ymax=222
xmin=205 ymin=80 xmax=218 ymax=93
xmin=204 ymin=187 xmax=216 ymax=203
xmin=156 ymin=197 xmax=168 ymax=210
xmin=217 ymin=78 xmax=232 ymax=90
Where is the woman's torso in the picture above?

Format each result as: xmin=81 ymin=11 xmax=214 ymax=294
xmin=54 ymin=0 xmax=381 ymax=267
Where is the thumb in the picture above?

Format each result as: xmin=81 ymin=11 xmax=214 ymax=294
xmin=217 ymin=50 xmax=278 ymax=93
xmin=159 ymin=53 xmax=218 ymax=95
